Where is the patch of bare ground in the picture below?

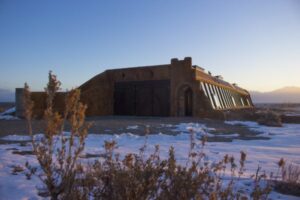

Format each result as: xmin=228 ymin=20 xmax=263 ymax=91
xmin=0 ymin=116 xmax=268 ymax=143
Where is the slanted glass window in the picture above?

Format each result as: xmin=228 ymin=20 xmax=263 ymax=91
xmin=225 ymin=90 xmax=233 ymax=107
xmin=225 ymin=89 xmax=230 ymax=108
xmin=216 ymin=86 xmax=226 ymax=109
xmin=232 ymin=96 xmax=236 ymax=107
xmin=200 ymin=82 xmax=208 ymax=97
xmin=221 ymin=88 xmax=229 ymax=108
xmin=237 ymin=94 xmax=242 ymax=106
xmin=241 ymin=97 xmax=245 ymax=106
xmin=237 ymin=95 xmax=242 ymax=106
xmin=213 ymin=93 xmax=221 ymax=108
xmin=208 ymin=84 xmax=218 ymax=109
xmin=223 ymin=89 xmax=228 ymax=107
xmin=213 ymin=85 xmax=223 ymax=109
xmin=204 ymin=83 xmax=215 ymax=109
xmin=209 ymin=84 xmax=218 ymax=109
xmin=211 ymin=85 xmax=222 ymax=109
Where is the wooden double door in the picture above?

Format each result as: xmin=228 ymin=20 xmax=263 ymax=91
xmin=114 ymin=80 xmax=170 ymax=116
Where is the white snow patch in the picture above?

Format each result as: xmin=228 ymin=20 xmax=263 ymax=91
xmin=0 ymin=143 xmax=42 ymax=200
xmin=224 ymin=120 xmax=257 ymax=127
xmin=173 ymin=123 xmax=215 ymax=136
xmin=214 ymin=133 xmax=240 ymax=137
xmin=0 ymin=107 xmax=19 ymax=120
xmin=126 ymin=125 xmax=139 ymax=130
xmin=285 ymin=113 xmax=300 ymax=117
xmin=1 ymin=135 xmax=32 ymax=141
xmin=160 ymin=124 xmax=173 ymax=128
xmin=0 ymin=107 xmax=16 ymax=115
xmin=0 ymin=115 xmax=19 ymax=120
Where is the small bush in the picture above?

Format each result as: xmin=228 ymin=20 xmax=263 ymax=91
xmin=257 ymin=110 xmax=282 ymax=127
xmin=24 ymin=72 xmax=91 ymax=200
xmin=274 ymin=160 xmax=300 ymax=197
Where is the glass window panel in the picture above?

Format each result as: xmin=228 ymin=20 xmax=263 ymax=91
xmin=241 ymin=97 xmax=245 ymax=106
xmin=200 ymin=82 xmax=208 ymax=97
xmin=214 ymin=86 xmax=224 ymax=109
xmin=220 ymin=88 xmax=229 ymax=108
xmin=229 ymin=91 xmax=236 ymax=107
xmin=204 ymin=83 xmax=215 ymax=109
xmin=214 ymin=94 xmax=221 ymax=108
xmin=216 ymin=86 xmax=226 ymax=109
xmin=246 ymin=98 xmax=250 ymax=106
xmin=208 ymin=84 xmax=218 ymax=109
xmin=226 ymin=90 xmax=233 ymax=107
xmin=211 ymin=85 xmax=222 ymax=109
xmin=237 ymin=94 xmax=242 ymax=106
xmin=232 ymin=96 xmax=236 ymax=107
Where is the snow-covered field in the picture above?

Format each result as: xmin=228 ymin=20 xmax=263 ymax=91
xmin=0 ymin=121 xmax=299 ymax=199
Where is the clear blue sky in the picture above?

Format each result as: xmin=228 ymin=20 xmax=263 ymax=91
xmin=0 ymin=0 xmax=299 ymax=92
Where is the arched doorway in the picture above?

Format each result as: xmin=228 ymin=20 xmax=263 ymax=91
xmin=178 ymin=85 xmax=193 ymax=116
xmin=184 ymin=88 xmax=193 ymax=116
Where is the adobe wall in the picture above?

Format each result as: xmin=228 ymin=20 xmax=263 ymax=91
xmin=15 ymin=89 xmax=66 ymax=118
xmin=169 ymin=57 xmax=214 ymax=117
xmin=79 ymin=72 xmax=112 ymax=116
xmin=79 ymin=59 xmax=218 ymax=117
xmin=79 ymin=64 xmax=171 ymax=116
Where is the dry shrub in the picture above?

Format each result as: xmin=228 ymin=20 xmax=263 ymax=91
xmin=83 ymin=133 xmax=272 ymax=200
xmin=274 ymin=159 xmax=300 ymax=197
xmin=257 ymin=110 xmax=282 ymax=127
xmin=282 ymin=163 xmax=300 ymax=184
xmin=24 ymin=72 xmax=91 ymax=200
xmin=24 ymin=72 xmax=273 ymax=200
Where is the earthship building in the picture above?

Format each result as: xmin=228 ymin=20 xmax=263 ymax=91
xmin=16 ymin=57 xmax=253 ymax=118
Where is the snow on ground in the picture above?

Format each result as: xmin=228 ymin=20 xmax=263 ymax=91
xmin=0 ymin=107 xmax=15 ymax=116
xmin=0 ymin=143 xmax=41 ymax=200
xmin=285 ymin=113 xmax=300 ymax=117
xmin=126 ymin=125 xmax=139 ymax=130
xmin=0 ymin=121 xmax=300 ymax=199
xmin=0 ymin=107 xmax=19 ymax=120
xmin=1 ymin=135 xmax=32 ymax=142
xmin=0 ymin=115 xmax=19 ymax=120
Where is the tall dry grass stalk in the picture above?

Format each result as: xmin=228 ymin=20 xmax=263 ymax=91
xmin=24 ymin=72 xmax=91 ymax=200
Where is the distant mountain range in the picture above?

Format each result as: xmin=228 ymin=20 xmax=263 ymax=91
xmin=0 ymin=89 xmax=14 ymax=102
xmin=250 ymin=86 xmax=300 ymax=103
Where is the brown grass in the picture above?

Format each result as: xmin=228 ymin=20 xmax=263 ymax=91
xmin=274 ymin=160 xmax=300 ymax=197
